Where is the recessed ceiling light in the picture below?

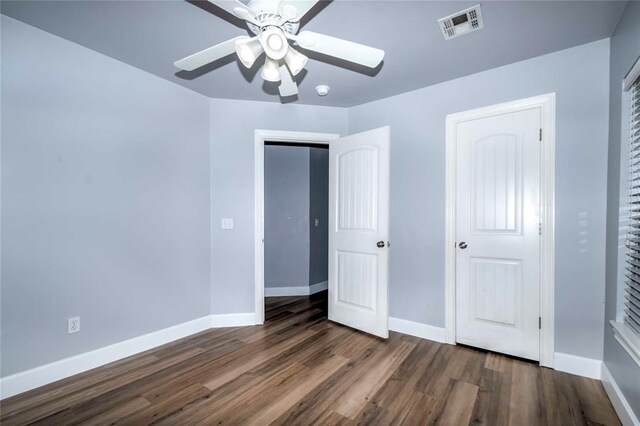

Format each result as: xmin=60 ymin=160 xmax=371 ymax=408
xmin=316 ymin=85 xmax=330 ymax=96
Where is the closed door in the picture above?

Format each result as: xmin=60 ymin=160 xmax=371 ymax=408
xmin=328 ymin=126 xmax=390 ymax=338
xmin=455 ymin=108 xmax=541 ymax=361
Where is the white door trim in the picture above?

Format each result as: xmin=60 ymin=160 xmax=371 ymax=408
xmin=444 ymin=93 xmax=556 ymax=367
xmin=254 ymin=130 xmax=339 ymax=325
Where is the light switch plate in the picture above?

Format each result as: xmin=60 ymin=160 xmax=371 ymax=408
xmin=221 ymin=218 xmax=234 ymax=230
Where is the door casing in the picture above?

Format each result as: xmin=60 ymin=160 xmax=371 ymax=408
xmin=444 ymin=94 xmax=556 ymax=368
xmin=254 ymin=130 xmax=339 ymax=325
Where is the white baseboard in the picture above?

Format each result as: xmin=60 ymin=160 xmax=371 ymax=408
xmin=602 ymin=364 xmax=640 ymax=426
xmin=265 ymin=286 xmax=310 ymax=296
xmin=265 ymin=281 xmax=328 ymax=297
xmin=554 ymin=352 xmax=602 ymax=379
xmin=0 ymin=315 xmax=212 ymax=400
xmin=389 ymin=317 xmax=446 ymax=343
xmin=310 ymin=280 xmax=328 ymax=294
xmin=210 ymin=313 xmax=256 ymax=328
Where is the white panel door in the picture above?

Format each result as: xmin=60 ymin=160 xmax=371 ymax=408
xmin=455 ymin=108 xmax=541 ymax=361
xmin=329 ymin=126 xmax=390 ymax=338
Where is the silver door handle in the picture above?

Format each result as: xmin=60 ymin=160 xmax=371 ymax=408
xmin=458 ymin=242 xmax=468 ymax=249
xmin=377 ymin=241 xmax=385 ymax=248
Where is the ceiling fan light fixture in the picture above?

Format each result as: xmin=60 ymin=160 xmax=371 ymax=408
xmin=175 ymin=0 xmax=386 ymax=99
xmin=259 ymin=27 xmax=288 ymax=61
xmin=261 ymin=57 xmax=281 ymax=82
xmin=284 ymin=47 xmax=308 ymax=76
xmin=235 ymin=36 xmax=263 ymax=68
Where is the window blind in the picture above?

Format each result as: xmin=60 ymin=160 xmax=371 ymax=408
xmin=626 ymin=78 xmax=640 ymax=336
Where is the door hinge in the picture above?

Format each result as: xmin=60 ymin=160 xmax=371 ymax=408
xmin=538 ymin=223 xmax=542 ymax=235
xmin=539 ymin=128 xmax=543 ymax=141
xmin=539 ymin=317 xmax=542 ymax=329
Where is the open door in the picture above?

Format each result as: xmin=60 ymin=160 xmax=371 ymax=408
xmin=328 ymin=126 xmax=390 ymax=338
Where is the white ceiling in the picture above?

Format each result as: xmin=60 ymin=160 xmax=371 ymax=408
xmin=1 ymin=0 xmax=627 ymax=107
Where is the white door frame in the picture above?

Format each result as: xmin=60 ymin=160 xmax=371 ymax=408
xmin=254 ymin=130 xmax=340 ymax=325
xmin=444 ymin=93 xmax=556 ymax=367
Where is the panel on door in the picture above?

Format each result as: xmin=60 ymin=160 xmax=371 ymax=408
xmin=455 ymin=108 xmax=541 ymax=361
xmin=329 ymin=126 xmax=390 ymax=338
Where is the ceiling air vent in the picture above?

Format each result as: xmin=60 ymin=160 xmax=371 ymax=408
xmin=438 ymin=4 xmax=484 ymax=40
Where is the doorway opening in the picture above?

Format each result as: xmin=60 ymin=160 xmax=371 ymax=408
xmin=254 ymin=127 xmax=391 ymax=338
xmin=263 ymin=141 xmax=330 ymax=322
xmin=254 ymin=130 xmax=338 ymax=325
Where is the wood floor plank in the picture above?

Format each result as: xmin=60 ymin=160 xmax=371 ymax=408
xmin=307 ymin=410 xmax=351 ymax=426
xmin=195 ymin=361 xmax=308 ymax=424
xmin=548 ymin=369 xmax=594 ymax=426
xmin=74 ymin=396 xmax=151 ymax=426
xmin=119 ymin=384 xmax=212 ymax=425
xmin=349 ymin=401 xmax=394 ymax=425
xmin=333 ymin=339 xmax=415 ymax=419
xmin=395 ymin=391 xmax=438 ymax=425
xmin=469 ymin=366 xmax=511 ymax=425
xmin=1 ymin=293 xmax=621 ymax=426
xmin=1 ymin=347 xmax=204 ymax=425
xmin=428 ymin=379 xmax=479 ymax=425
xmin=153 ymin=367 xmax=288 ymax=425
xmin=0 ymin=354 xmax=159 ymax=416
xmin=415 ymin=343 xmax=470 ymax=396
xmin=28 ymin=384 xmax=146 ymax=426
xmin=241 ymin=308 xmax=325 ymax=343
xmin=509 ymin=360 xmax=543 ymax=425
xmin=127 ymin=339 xmax=248 ymax=398
xmin=201 ymin=328 xmax=318 ymax=391
xmin=573 ymin=375 xmax=621 ymax=425
xmin=456 ymin=346 xmax=487 ymax=387
xmin=237 ymin=355 xmax=348 ymax=425
xmin=484 ymin=352 xmax=512 ymax=373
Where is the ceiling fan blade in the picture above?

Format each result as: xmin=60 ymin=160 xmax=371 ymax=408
xmin=292 ymin=31 xmax=384 ymax=68
xmin=207 ymin=0 xmax=258 ymax=24
xmin=278 ymin=0 xmax=320 ymax=22
xmin=278 ymin=65 xmax=298 ymax=97
xmin=174 ymin=36 xmax=248 ymax=71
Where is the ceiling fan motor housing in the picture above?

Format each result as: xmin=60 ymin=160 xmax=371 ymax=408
xmin=246 ymin=0 xmax=299 ymax=35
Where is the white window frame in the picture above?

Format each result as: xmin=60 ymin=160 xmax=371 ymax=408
xmin=611 ymin=56 xmax=640 ymax=368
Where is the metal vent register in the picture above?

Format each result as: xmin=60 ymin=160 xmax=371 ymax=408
xmin=438 ymin=5 xmax=484 ymax=40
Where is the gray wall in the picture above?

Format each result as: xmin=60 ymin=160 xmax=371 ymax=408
xmin=209 ymin=99 xmax=348 ymax=314
xmin=604 ymin=0 xmax=640 ymax=417
xmin=264 ymin=146 xmax=310 ymax=288
xmin=348 ymin=39 xmax=610 ymax=360
xmin=309 ymin=148 xmax=329 ymax=286
xmin=1 ymin=17 xmax=211 ymax=376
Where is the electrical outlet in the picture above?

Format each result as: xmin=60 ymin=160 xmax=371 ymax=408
xmin=68 ymin=317 xmax=80 ymax=334
xmin=221 ymin=218 xmax=234 ymax=230
xmin=314 ymin=218 xmax=320 ymax=227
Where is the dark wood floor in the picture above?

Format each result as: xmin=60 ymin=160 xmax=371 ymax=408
xmin=1 ymin=291 xmax=620 ymax=425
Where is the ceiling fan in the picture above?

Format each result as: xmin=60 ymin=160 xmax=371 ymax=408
xmin=174 ymin=0 xmax=385 ymax=97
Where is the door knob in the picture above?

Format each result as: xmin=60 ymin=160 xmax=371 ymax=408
xmin=377 ymin=241 xmax=385 ymax=248
xmin=458 ymin=242 xmax=468 ymax=249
